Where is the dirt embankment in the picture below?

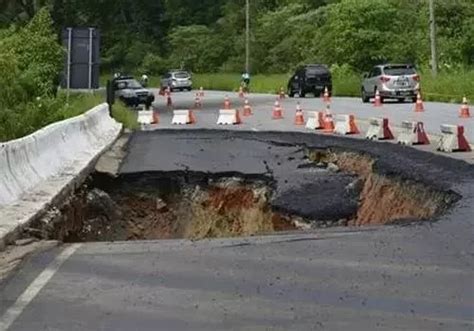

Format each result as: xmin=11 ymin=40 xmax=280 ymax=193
xmin=24 ymin=147 xmax=461 ymax=244
xmin=324 ymin=151 xmax=459 ymax=226
xmin=32 ymin=177 xmax=296 ymax=243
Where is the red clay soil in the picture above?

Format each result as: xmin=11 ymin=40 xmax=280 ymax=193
xmin=329 ymin=151 xmax=448 ymax=226
xmin=206 ymin=187 xmax=257 ymax=212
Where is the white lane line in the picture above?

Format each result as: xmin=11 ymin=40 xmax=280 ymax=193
xmin=0 ymin=244 xmax=81 ymax=331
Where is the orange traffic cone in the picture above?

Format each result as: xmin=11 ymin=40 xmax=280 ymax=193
xmin=189 ymin=110 xmax=197 ymax=124
xmin=159 ymin=87 xmax=165 ymax=96
xmin=349 ymin=115 xmax=360 ymax=134
xmin=165 ymin=87 xmax=173 ymax=107
xmin=323 ymin=87 xmax=331 ymax=104
xmin=151 ymin=109 xmax=160 ymax=124
xmin=238 ymin=86 xmax=245 ymax=98
xmin=224 ymin=95 xmax=231 ymax=109
xmin=459 ymin=96 xmax=471 ymax=118
xmin=279 ymin=87 xmax=286 ymax=100
xmin=414 ymin=92 xmax=424 ymax=112
xmin=243 ymin=99 xmax=252 ymax=116
xmin=194 ymin=93 xmax=202 ymax=108
xmin=236 ymin=109 xmax=242 ymax=124
xmin=318 ymin=111 xmax=325 ymax=129
xmin=323 ymin=104 xmax=334 ymax=133
xmin=199 ymin=86 xmax=205 ymax=97
xmin=272 ymin=99 xmax=283 ymax=119
xmin=294 ymin=102 xmax=305 ymax=125
xmin=374 ymin=89 xmax=382 ymax=107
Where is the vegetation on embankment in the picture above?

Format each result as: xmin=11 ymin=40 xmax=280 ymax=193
xmin=122 ymin=67 xmax=474 ymax=104
xmin=0 ymin=9 xmax=135 ymax=141
xmin=190 ymin=69 xmax=474 ymax=103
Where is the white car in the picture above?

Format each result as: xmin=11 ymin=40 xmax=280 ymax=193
xmin=160 ymin=70 xmax=192 ymax=92
xmin=361 ymin=64 xmax=420 ymax=103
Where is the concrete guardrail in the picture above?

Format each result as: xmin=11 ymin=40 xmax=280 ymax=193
xmin=0 ymin=103 xmax=122 ymax=249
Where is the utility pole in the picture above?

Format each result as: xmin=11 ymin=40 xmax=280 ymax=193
xmin=429 ymin=0 xmax=437 ymax=76
xmin=245 ymin=0 xmax=250 ymax=73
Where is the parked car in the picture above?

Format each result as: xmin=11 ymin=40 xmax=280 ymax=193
xmin=287 ymin=64 xmax=332 ymax=98
xmin=361 ymin=64 xmax=420 ymax=103
xmin=160 ymin=70 xmax=193 ymax=91
xmin=113 ymin=75 xmax=155 ymax=108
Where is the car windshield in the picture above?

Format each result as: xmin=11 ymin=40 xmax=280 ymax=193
xmin=174 ymin=72 xmax=190 ymax=79
xmin=383 ymin=66 xmax=416 ymax=76
xmin=116 ymin=79 xmax=142 ymax=90
xmin=306 ymin=67 xmax=329 ymax=76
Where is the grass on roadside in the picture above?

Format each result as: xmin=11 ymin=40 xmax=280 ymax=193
xmin=112 ymin=102 xmax=138 ymax=130
xmin=62 ymin=92 xmax=137 ymax=130
xmin=102 ymin=68 xmax=473 ymax=104
xmin=1 ymin=91 xmax=138 ymax=141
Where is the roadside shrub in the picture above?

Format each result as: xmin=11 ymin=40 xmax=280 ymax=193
xmin=139 ymin=53 xmax=169 ymax=76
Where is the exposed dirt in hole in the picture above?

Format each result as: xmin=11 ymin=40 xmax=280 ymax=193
xmin=24 ymin=147 xmax=461 ymax=244
xmin=317 ymin=150 xmax=460 ymax=226
xmin=33 ymin=177 xmax=297 ymax=243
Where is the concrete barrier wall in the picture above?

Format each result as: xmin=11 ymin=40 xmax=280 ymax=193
xmin=0 ymin=103 xmax=122 ymax=248
xmin=0 ymin=103 xmax=121 ymax=206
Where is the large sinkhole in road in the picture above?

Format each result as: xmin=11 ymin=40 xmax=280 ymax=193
xmin=32 ymin=149 xmax=460 ymax=243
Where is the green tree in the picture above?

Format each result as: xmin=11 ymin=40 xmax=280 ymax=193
xmin=168 ymin=25 xmax=227 ymax=72
xmin=1 ymin=8 xmax=64 ymax=96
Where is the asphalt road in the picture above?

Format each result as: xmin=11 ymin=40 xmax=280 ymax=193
xmin=147 ymin=90 xmax=474 ymax=163
xmin=0 ymin=92 xmax=473 ymax=331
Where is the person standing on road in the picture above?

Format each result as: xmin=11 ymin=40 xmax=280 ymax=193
xmin=141 ymin=74 xmax=149 ymax=87
xmin=241 ymin=71 xmax=250 ymax=92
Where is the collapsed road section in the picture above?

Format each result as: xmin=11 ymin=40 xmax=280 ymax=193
xmin=21 ymin=129 xmax=473 ymax=243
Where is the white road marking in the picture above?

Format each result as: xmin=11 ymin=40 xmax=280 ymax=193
xmin=0 ymin=244 xmax=81 ymax=331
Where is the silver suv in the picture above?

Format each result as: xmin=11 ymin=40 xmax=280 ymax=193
xmin=113 ymin=76 xmax=155 ymax=108
xmin=160 ymin=70 xmax=192 ymax=91
xmin=361 ymin=64 xmax=420 ymax=103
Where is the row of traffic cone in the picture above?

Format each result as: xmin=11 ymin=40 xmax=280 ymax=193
xmin=374 ymin=87 xmax=470 ymax=118
xmin=164 ymin=86 xmax=471 ymax=121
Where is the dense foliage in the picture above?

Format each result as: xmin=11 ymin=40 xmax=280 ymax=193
xmin=0 ymin=0 xmax=472 ymax=140
xmin=1 ymin=0 xmax=473 ymax=74
xmin=0 ymin=8 xmax=135 ymax=140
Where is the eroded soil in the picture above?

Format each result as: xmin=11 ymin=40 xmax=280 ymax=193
xmin=24 ymin=147 xmax=460 ymax=243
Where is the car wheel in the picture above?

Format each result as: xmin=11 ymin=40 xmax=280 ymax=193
xmin=397 ymin=98 xmax=405 ymax=103
xmin=361 ymin=88 xmax=369 ymax=103
xmin=288 ymin=88 xmax=295 ymax=98
xmin=299 ymin=87 xmax=305 ymax=98
xmin=412 ymin=97 xmax=417 ymax=103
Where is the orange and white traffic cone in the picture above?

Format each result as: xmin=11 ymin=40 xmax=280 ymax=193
xmin=224 ymin=95 xmax=231 ymax=109
xmin=323 ymin=104 xmax=334 ymax=133
xmin=459 ymin=96 xmax=471 ymax=118
xmin=199 ymin=86 xmax=205 ymax=97
xmin=294 ymin=102 xmax=305 ymax=125
xmin=279 ymin=87 xmax=286 ymax=100
xmin=374 ymin=89 xmax=382 ymax=107
xmin=272 ymin=99 xmax=283 ymax=119
xmin=414 ymin=91 xmax=424 ymax=112
xmin=151 ymin=109 xmax=160 ymax=124
xmin=243 ymin=99 xmax=252 ymax=116
xmin=318 ymin=111 xmax=325 ymax=129
xmin=189 ymin=110 xmax=197 ymax=124
xmin=238 ymin=86 xmax=245 ymax=98
xmin=236 ymin=109 xmax=242 ymax=124
xmin=194 ymin=93 xmax=202 ymax=108
xmin=166 ymin=88 xmax=173 ymax=108
xmin=323 ymin=86 xmax=331 ymax=104
xmin=348 ymin=115 xmax=360 ymax=134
